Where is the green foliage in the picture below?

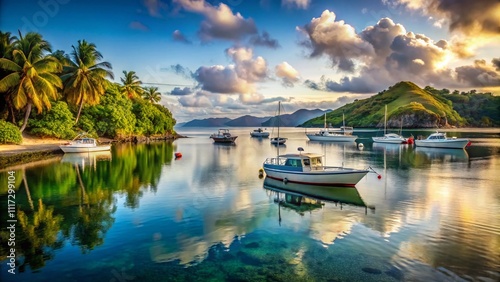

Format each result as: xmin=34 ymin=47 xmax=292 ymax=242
xmin=0 ymin=119 xmax=22 ymax=144
xmin=444 ymin=91 xmax=500 ymax=127
xmin=133 ymin=99 xmax=175 ymax=136
xmin=78 ymin=83 xmax=136 ymax=138
xmin=28 ymin=101 xmax=76 ymax=139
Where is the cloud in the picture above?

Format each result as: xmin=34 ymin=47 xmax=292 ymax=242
xmin=129 ymin=21 xmax=150 ymax=31
xmin=249 ymin=31 xmax=280 ymax=49
xmin=163 ymin=64 xmax=193 ymax=79
xmin=282 ymin=0 xmax=311 ymax=9
xmin=172 ymin=30 xmax=192 ymax=44
xmin=170 ymin=87 xmax=193 ymax=95
xmin=194 ymin=65 xmax=252 ymax=94
xmin=178 ymin=91 xmax=213 ymax=107
xmin=493 ymin=58 xmax=500 ymax=71
xmin=455 ymin=59 xmax=500 ymax=87
xmin=275 ymin=62 xmax=300 ymax=87
xmin=301 ymin=14 xmax=497 ymax=93
xmin=174 ymin=0 xmax=257 ymax=41
xmin=298 ymin=10 xmax=374 ymax=72
xmin=143 ymin=0 xmax=168 ymax=17
xmin=225 ymin=46 xmax=268 ymax=82
xmin=389 ymin=0 xmax=500 ymax=37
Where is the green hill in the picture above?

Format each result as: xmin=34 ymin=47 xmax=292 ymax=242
xmin=301 ymin=81 xmax=468 ymax=128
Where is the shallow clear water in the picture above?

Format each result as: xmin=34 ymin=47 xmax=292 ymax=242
xmin=1 ymin=127 xmax=499 ymax=281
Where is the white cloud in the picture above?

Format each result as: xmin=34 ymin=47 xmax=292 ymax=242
xmin=282 ymin=0 xmax=311 ymax=9
xmin=275 ymin=62 xmax=300 ymax=87
xmin=174 ymin=0 xmax=257 ymax=41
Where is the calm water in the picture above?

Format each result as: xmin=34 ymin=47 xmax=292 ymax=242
xmin=1 ymin=127 xmax=499 ymax=282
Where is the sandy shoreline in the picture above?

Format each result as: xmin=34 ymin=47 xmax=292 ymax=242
xmin=0 ymin=135 xmax=67 ymax=156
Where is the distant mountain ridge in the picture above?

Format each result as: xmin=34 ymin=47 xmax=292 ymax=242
xmin=182 ymin=109 xmax=329 ymax=127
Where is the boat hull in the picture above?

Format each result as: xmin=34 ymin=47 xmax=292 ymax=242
xmin=306 ymin=134 xmax=358 ymax=142
xmin=415 ymin=139 xmax=469 ymax=149
xmin=59 ymin=145 xmax=111 ymax=153
xmin=372 ymin=137 xmax=405 ymax=144
xmin=211 ymin=136 xmax=237 ymax=143
xmin=263 ymin=165 xmax=368 ymax=187
xmin=250 ymin=132 xmax=269 ymax=138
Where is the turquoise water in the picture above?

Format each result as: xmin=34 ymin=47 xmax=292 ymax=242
xmin=1 ymin=127 xmax=499 ymax=281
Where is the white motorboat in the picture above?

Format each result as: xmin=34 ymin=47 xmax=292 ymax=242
xmin=372 ymin=105 xmax=406 ymax=144
xmin=372 ymin=133 xmax=407 ymax=144
xmin=306 ymin=113 xmax=357 ymax=142
xmin=59 ymin=134 xmax=111 ymax=153
xmin=210 ymin=129 xmax=237 ymax=143
xmin=263 ymin=148 xmax=369 ymax=187
xmin=414 ymin=131 xmax=470 ymax=149
xmin=250 ymin=128 xmax=270 ymax=138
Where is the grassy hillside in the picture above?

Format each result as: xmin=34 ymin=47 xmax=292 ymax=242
xmin=301 ymin=81 xmax=467 ymax=128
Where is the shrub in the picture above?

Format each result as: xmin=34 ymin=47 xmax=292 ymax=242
xmin=0 ymin=120 xmax=22 ymax=144
xmin=29 ymin=101 xmax=76 ymax=139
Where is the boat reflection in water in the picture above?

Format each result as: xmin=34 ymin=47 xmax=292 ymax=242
xmin=263 ymin=177 xmax=373 ymax=214
xmin=414 ymin=147 xmax=469 ymax=162
xmin=60 ymin=151 xmax=112 ymax=169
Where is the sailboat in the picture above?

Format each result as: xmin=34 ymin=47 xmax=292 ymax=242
xmin=306 ymin=112 xmax=358 ymax=142
xmin=372 ymin=105 xmax=406 ymax=144
xmin=270 ymin=101 xmax=287 ymax=145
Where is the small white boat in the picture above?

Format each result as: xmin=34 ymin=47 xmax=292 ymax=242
xmin=306 ymin=113 xmax=357 ymax=142
xmin=250 ymin=128 xmax=270 ymax=138
xmin=59 ymin=135 xmax=111 ymax=153
xmin=414 ymin=131 xmax=470 ymax=149
xmin=210 ymin=129 xmax=237 ymax=143
xmin=372 ymin=105 xmax=406 ymax=144
xmin=263 ymin=148 xmax=369 ymax=187
xmin=372 ymin=133 xmax=407 ymax=144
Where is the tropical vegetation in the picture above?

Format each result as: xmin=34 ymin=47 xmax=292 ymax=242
xmin=0 ymin=30 xmax=176 ymax=144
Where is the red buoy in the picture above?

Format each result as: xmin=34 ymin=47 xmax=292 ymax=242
xmin=377 ymin=175 xmax=382 ymax=179
xmin=175 ymin=152 xmax=182 ymax=159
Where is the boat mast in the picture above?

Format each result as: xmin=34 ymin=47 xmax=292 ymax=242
xmin=277 ymin=101 xmax=280 ymax=157
xmin=324 ymin=113 xmax=326 ymax=129
xmin=384 ymin=105 xmax=387 ymax=135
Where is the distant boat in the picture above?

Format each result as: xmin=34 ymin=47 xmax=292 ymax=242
xmin=263 ymin=147 xmax=369 ymax=187
xmin=372 ymin=105 xmax=406 ymax=144
xmin=306 ymin=113 xmax=357 ymax=142
xmin=59 ymin=134 xmax=111 ymax=153
xmin=270 ymin=101 xmax=287 ymax=145
xmin=250 ymin=128 xmax=270 ymax=138
xmin=415 ymin=131 xmax=470 ymax=149
xmin=210 ymin=128 xmax=237 ymax=143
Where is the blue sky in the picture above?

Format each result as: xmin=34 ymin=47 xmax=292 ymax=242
xmin=2 ymin=0 xmax=499 ymax=122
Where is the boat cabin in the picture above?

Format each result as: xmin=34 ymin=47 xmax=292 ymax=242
xmin=71 ymin=138 xmax=97 ymax=145
xmin=265 ymin=153 xmax=324 ymax=172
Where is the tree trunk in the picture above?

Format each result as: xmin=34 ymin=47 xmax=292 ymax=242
xmin=19 ymin=102 xmax=32 ymax=133
xmin=75 ymin=100 xmax=84 ymax=124
xmin=9 ymin=100 xmax=16 ymax=124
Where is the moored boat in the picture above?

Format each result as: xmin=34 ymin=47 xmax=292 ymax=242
xmin=262 ymin=148 xmax=369 ymax=187
xmin=59 ymin=134 xmax=111 ymax=153
xmin=414 ymin=131 xmax=470 ymax=149
xmin=372 ymin=105 xmax=406 ymax=144
xmin=306 ymin=113 xmax=357 ymax=142
xmin=250 ymin=128 xmax=270 ymax=138
xmin=210 ymin=129 xmax=237 ymax=143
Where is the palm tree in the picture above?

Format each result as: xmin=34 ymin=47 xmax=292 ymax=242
xmin=142 ymin=86 xmax=161 ymax=103
xmin=61 ymin=40 xmax=113 ymax=123
xmin=120 ymin=70 xmax=142 ymax=98
xmin=0 ymin=31 xmax=16 ymax=121
xmin=0 ymin=31 xmax=62 ymax=132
